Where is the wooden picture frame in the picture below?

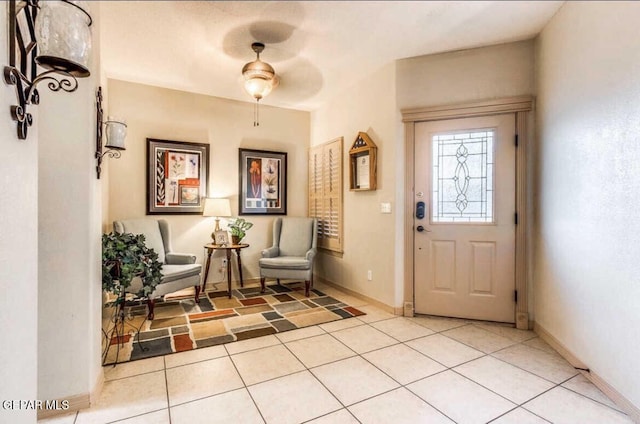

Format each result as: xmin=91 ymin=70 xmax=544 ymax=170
xmin=214 ymin=231 xmax=229 ymax=246
xmin=349 ymin=132 xmax=377 ymax=191
xmin=147 ymin=138 xmax=209 ymax=214
xmin=239 ymin=148 xmax=287 ymax=215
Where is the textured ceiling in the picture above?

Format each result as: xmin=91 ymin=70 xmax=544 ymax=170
xmin=99 ymin=1 xmax=563 ymax=111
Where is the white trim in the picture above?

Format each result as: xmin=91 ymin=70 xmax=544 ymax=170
xmin=316 ymin=276 xmax=401 ymax=315
xmin=401 ymin=96 xmax=533 ymax=122
xmin=535 ymin=322 xmax=640 ymax=422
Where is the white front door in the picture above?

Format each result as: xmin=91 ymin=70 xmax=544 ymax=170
xmin=414 ymin=114 xmax=516 ymax=323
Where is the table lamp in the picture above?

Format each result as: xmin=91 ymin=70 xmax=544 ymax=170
xmin=203 ymin=198 xmax=231 ymax=242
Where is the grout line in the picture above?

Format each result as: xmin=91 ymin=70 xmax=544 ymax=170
xmin=163 ymin=356 xmax=172 ymax=424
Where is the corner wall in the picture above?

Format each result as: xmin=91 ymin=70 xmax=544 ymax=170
xmin=37 ymin=1 xmax=103 ymax=405
xmin=310 ymin=63 xmax=400 ymax=308
xmin=0 ymin=2 xmax=39 ymax=422
xmin=534 ymin=2 xmax=640 ymax=411
xmin=106 ymin=80 xmax=310 ymax=284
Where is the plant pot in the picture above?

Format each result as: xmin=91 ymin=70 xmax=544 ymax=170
xmin=231 ymin=235 xmax=241 ymax=245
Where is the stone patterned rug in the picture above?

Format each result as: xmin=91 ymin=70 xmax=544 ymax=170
xmin=102 ymin=282 xmax=365 ymax=365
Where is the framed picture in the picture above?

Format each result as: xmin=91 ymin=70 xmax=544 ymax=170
xmin=239 ymin=149 xmax=287 ymax=215
xmin=147 ymin=138 xmax=209 ymax=214
xmin=214 ymin=231 xmax=229 ymax=246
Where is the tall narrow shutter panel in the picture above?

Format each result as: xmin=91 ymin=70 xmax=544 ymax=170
xmin=308 ymin=137 xmax=343 ymax=253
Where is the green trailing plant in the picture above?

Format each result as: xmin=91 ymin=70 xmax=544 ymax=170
xmin=102 ymin=232 xmax=163 ymax=301
xmin=227 ymin=218 xmax=253 ymax=242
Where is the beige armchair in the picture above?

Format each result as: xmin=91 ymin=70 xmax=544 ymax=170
xmin=259 ymin=217 xmax=318 ymax=296
xmin=113 ymin=219 xmax=202 ymax=319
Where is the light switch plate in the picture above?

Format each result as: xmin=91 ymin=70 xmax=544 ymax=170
xmin=380 ymin=202 xmax=392 ymax=214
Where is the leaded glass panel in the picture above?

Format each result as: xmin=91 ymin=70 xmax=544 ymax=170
xmin=432 ymin=129 xmax=494 ymax=223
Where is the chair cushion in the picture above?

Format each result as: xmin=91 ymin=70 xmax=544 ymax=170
xmin=259 ymin=256 xmax=311 ymax=270
xmin=115 ymin=219 xmax=166 ymax=263
xmin=279 ymin=218 xmax=314 ymax=257
xmin=161 ymin=263 xmax=201 ymax=284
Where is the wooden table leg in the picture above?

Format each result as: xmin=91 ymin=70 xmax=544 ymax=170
xmin=202 ymin=247 xmax=214 ymax=293
xmin=226 ymin=249 xmax=232 ymax=298
xmin=235 ymin=248 xmax=244 ymax=287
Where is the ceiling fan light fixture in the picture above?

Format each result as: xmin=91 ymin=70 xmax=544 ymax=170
xmin=241 ymin=42 xmax=277 ymax=126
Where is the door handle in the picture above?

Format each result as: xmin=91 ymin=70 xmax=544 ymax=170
xmin=416 ymin=225 xmax=431 ymax=233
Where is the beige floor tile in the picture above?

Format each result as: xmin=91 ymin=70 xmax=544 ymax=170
xmin=349 ymin=388 xmax=454 ymax=424
xmin=104 ymin=356 xmax=165 ymax=381
xmin=524 ymin=387 xmax=634 ymax=424
xmin=474 ymin=323 xmax=537 ymax=343
xmin=224 ymin=334 xmax=281 ymax=355
xmin=492 ymin=344 xmax=578 ymax=384
xmin=371 ymin=317 xmax=435 ymax=342
xmin=75 ymin=371 xmax=167 ymax=424
xmin=522 ymin=337 xmax=563 ymax=356
xmin=286 ymin=334 xmax=356 ymax=368
xmin=562 ymin=374 xmax=623 ymax=411
xmin=306 ymin=409 xmax=360 ymax=423
xmin=408 ymin=370 xmax=515 ymax=424
xmin=248 ymin=371 xmax=342 ymax=424
xmin=408 ymin=315 xmax=470 ymax=332
xmin=274 ymin=325 xmax=326 ymax=343
xmin=331 ymin=325 xmax=398 ymax=354
xmin=454 ymin=356 xmax=555 ymax=404
xmin=166 ymin=356 xmax=244 ymax=406
xmin=112 ymin=409 xmax=171 ymax=423
xmin=170 ymin=388 xmax=264 ymax=424
xmin=363 ymin=344 xmax=446 ymax=385
xmin=406 ymin=334 xmax=484 ymax=367
xmin=37 ymin=412 xmax=77 ymax=424
xmin=312 ymin=356 xmax=399 ymax=406
xmin=231 ymin=344 xmax=305 ymax=385
xmin=164 ymin=344 xmax=227 ymax=369
xmin=319 ymin=317 xmax=365 ymax=333
xmin=490 ymin=408 xmax=550 ymax=424
xmin=354 ymin=305 xmax=397 ymax=323
xmin=443 ymin=325 xmax=517 ymax=353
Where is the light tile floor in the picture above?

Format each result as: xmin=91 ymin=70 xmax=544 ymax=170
xmin=40 ymin=283 xmax=634 ymax=424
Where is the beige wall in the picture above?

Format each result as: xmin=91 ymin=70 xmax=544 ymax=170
xmin=397 ymin=40 xmax=535 ymax=110
xmin=0 ymin=2 xmax=39 ymax=422
xmin=106 ymin=80 xmax=310 ymax=285
xmin=309 ymin=42 xmax=535 ymax=309
xmin=37 ymin=2 xmax=104 ymax=403
xmin=535 ymin=2 xmax=640 ymax=410
xmin=310 ymin=63 xmax=400 ymax=307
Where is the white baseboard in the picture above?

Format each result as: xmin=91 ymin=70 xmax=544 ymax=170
xmin=36 ymin=366 xmax=104 ymax=420
xmin=534 ymin=322 xmax=640 ymax=423
xmin=315 ymin=276 xmax=401 ymax=315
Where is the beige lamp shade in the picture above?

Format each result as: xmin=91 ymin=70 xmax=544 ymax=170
xmin=203 ymin=198 xmax=231 ymax=218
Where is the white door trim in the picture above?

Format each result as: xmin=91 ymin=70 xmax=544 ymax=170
xmin=402 ymin=96 xmax=534 ymax=329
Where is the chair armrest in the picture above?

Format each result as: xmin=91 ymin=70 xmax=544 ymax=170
xmin=165 ymin=253 xmax=197 ymax=265
xmin=262 ymin=246 xmax=279 ymax=258
xmin=305 ymin=248 xmax=317 ymax=262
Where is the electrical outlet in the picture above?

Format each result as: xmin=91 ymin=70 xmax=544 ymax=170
xmin=367 ymin=270 xmax=372 ymax=281
xmin=221 ymin=258 xmax=227 ymax=267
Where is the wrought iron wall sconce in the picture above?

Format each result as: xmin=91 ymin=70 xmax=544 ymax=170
xmin=3 ymin=0 xmax=92 ymax=140
xmin=95 ymin=87 xmax=126 ymax=179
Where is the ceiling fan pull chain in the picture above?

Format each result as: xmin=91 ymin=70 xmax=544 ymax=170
xmin=254 ymin=100 xmax=260 ymax=127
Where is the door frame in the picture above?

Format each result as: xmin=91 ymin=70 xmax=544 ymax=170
xmin=402 ymin=96 xmax=534 ymax=329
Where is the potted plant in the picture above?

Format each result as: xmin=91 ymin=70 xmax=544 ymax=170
xmin=102 ymin=232 xmax=163 ymax=307
xmin=228 ymin=218 xmax=253 ymax=244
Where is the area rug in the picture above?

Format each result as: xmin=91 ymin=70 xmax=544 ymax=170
xmin=102 ymin=282 xmax=365 ymax=365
